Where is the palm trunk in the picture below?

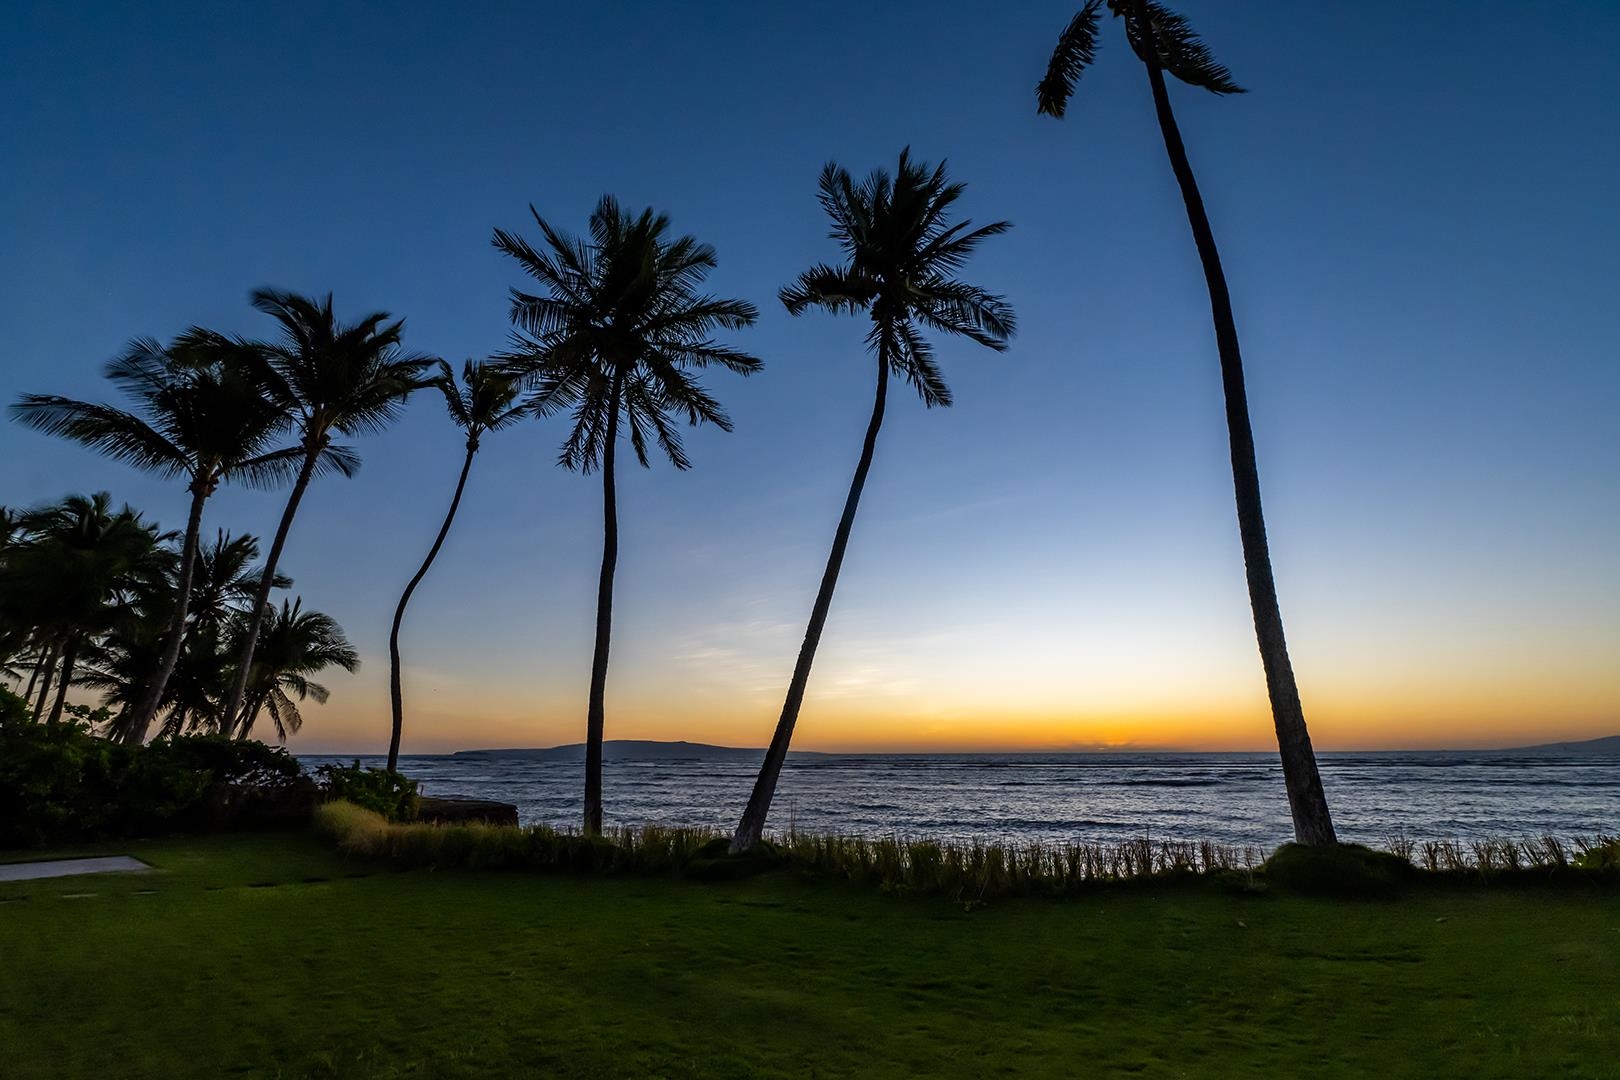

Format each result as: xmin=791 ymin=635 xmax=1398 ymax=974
xmin=31 ymin=639 xmax=60 ymax=721
xmin=22 ymin=642 xmax=49 ymax=705
xmin=236 ymin=689 xmax=265 ymax=741
xmin=732 ymin=347 xmax=890 ymax=852
xmin=126 ymin=481 xmax=209 ymax=744
xmin=388 ymin=439 xmax=479 ymax=773
xmin=1133 ymin=1 xmax=1336 ymax=845
xmin=583 ymin=375 xmax=624 ymax=835
xmin=221 ymin=444 xmax=320 ymax=736
xmin=47 ymin=636 xmax=79 ymax=725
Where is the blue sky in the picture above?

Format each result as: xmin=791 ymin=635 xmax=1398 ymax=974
xmin=3 ymin=1 xmax=1616 ymax=752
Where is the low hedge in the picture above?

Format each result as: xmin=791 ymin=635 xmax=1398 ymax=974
xmin=1 ymin=689 xmax=315 ymax=848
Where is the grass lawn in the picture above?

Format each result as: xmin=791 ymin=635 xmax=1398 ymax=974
xmin=2 ymin=832 xmax=1617 ymax=1079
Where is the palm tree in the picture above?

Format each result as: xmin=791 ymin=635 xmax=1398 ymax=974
xmin=232 ymin=597 xmax=358 ymax=743
xmin=493 ymin=196 xmax=761 ymax=833
xmin=0 ymin=494 xmax=170 ymax=724
xmin=80 ymin=530 xmax=288 ymax=737
xmin=218 ymin=290 xmax=431 ymax=736
xmin=386 ymin=359 xmax=524 ymax=773
xmin=730 ymin=151 xmax=1014 ymax=852
xmin=1037 ymin=0 xmax=1337 ymax=844
xmin=185 ymin=530 xmax=290 ymax=641
xmin=10 ymin=334 xmax=293 ymax=741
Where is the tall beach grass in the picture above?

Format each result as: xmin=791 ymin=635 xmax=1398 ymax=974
xmin=315 ymin=802 xmax=1618 ymax=899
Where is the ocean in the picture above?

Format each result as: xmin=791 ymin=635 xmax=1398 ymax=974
xmin=301 ymin=749 xmax=1620 ymax=848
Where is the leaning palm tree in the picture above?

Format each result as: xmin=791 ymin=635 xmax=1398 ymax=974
xmin=730 ymin=151 xmax=1014 ymax=852
xmin=10 ymin=334 xmax=293 ymax=741
xmin=233 ymin=597 xmax=359 ymax=743
xmin=218 ymin=290 xmax=431 ymax=736
xmin=386 ymin=359 xmax=524 ymax=773
xmin=1037 ymin=0 xmax=1337 ymax=844
xmin=494 ymin=196 xmax=761 ymax=834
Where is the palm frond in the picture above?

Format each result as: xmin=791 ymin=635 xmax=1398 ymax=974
xmin=780 ymin=265 xmax=878 ymax=317
xmin=1125 ymin=0 xmax=1245 ymax=94
xmin=889 ymin=320 xmax=953 ymax=409
xmin=9 ymin=396 xmax=188 ymax=476
xmin=1037 ymin=1 xmax=1105 ymax=117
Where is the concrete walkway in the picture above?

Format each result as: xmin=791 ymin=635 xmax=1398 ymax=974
xmin=0 ymin=856 xmax=151 ymax=882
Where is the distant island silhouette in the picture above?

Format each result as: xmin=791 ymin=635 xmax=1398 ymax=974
xmin=447 ymin=735 xmax=1620 ymax=760
xmin=450 ymin=740 xmax=816 ymax=762
xmin=1507 ymin=734 xmax=1620 ymax=755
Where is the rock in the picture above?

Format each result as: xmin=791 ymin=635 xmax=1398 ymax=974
xmin=416 ymin=795 xmax=519 ymax=828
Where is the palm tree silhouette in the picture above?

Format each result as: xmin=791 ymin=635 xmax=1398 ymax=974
xmin=1 ymin=494 xmax=169 ymax=724
xmin=386 ymin=359 xmax=524 ymax=773
xmin=80 ymin=530 xmax=289 ymax=737
xmin=10 ymin=335 xmax=292 ymax=741
xmin=232 ymin=597 xmax=358 ymax=743
xmin=1037 ymin=0 xmax=1337 ymax=844
xmin=494 ymin=196 xmax=761 ymax=834
xmin=218 ymin=290 xmax=431 ymax=736
xmin=731 ymin=151 xmax=1014 ymax=853
xmin=185 ymin=530 xmax=290 ymax=642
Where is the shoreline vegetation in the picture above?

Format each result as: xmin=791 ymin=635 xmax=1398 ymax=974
xmin=314 ymin=801 xmax=1620 ymax=900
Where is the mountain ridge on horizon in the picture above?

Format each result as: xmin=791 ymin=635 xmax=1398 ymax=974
xmin=444 ymin=734 xmax=1620 ymax=760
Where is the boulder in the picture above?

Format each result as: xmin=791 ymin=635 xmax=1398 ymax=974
xmin=416 ymin=795 xmax=519 ymax=828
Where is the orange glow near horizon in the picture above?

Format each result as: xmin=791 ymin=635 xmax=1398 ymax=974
xmin=290 ymin=655 xmax=1619 ymax=756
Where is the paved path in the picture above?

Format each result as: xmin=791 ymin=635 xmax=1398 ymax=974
xmin=0 ymin=856 xmax=151 ymax=882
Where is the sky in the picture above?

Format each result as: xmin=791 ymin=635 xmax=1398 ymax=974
xmin=2 ymin=2 xmax=1616 ymax=755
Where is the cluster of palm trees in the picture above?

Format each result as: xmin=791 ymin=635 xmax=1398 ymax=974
xmin=4 ymin=290 xmax=411 ymax=741
xmin=3 ymin=1 xmax=1342 ymax=848
xmin=0 ymin=495 xmax=355 ymax=740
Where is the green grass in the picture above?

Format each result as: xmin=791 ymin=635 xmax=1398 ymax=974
xmin=1 ymin=833 xmax=1617 ymax=1079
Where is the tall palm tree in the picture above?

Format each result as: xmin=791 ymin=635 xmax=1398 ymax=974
xmin=494 ymin=196 xmax=761 ymax=834
xmin=10 ymin=334 xmax=293 ymax=741
xmin=386 ymin=359 xmax=524 ymax=773
xmin=1037 ymin=0 xmax=1337 ymax=844
xmin=730 ymin=151 xmax=1014 ymax=852
xmin=218 ymin=290 xmax=431 ymax=736
xmin=232 ymin=597 xmax=358 ymax=743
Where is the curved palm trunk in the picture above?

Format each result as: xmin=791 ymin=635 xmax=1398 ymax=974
xmin=732 ymin=350 xmax=890 ymax=853
xmin=32 ymin=639 xmax=60 ymax=721
xmin=47 ymin=636 xmax=79 ymax=725
xmin=1134 ymin=5 xmax=1336 ymax=845
xmin=22 ymin=641 xmax=49 ymax=705
xmin=236 ymin=689 xmax=267 ymax=741
xmin=126 ymin=482 xmax=209 ymax=743
xmin=583 ymin=376 xmax=624 ymax=835
xmin=221 ymin=446 xmax=320 ymax=736
xmin=387 ymin=440 xmax=479 ymax=773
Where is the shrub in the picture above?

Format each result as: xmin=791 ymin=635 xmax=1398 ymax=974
xmin=0 ymin=713 xmax=316 ymax=847
xmin=314 ymin=762 xmax=419 ymax=822
xmin=1262 ymin=842 xmax=1416 ymax=897
xmin=1574 ymin=836 xmax=1620 ymax=872
xmin=0 ymin=686 xmax=27 ymax=725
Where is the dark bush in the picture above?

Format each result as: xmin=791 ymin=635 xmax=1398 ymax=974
xmin=1262 ymin=842 xmax=1416 ymax=898
xmin=0 ymin=707 xmax=316 ymax=848
xmin=1575 ymin=836 xmax=1620 ymax=873
xmin=685 ymin=836 xmax=787 ymax=881
xmin=314 ymin=761 xmax=419 ymax=822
